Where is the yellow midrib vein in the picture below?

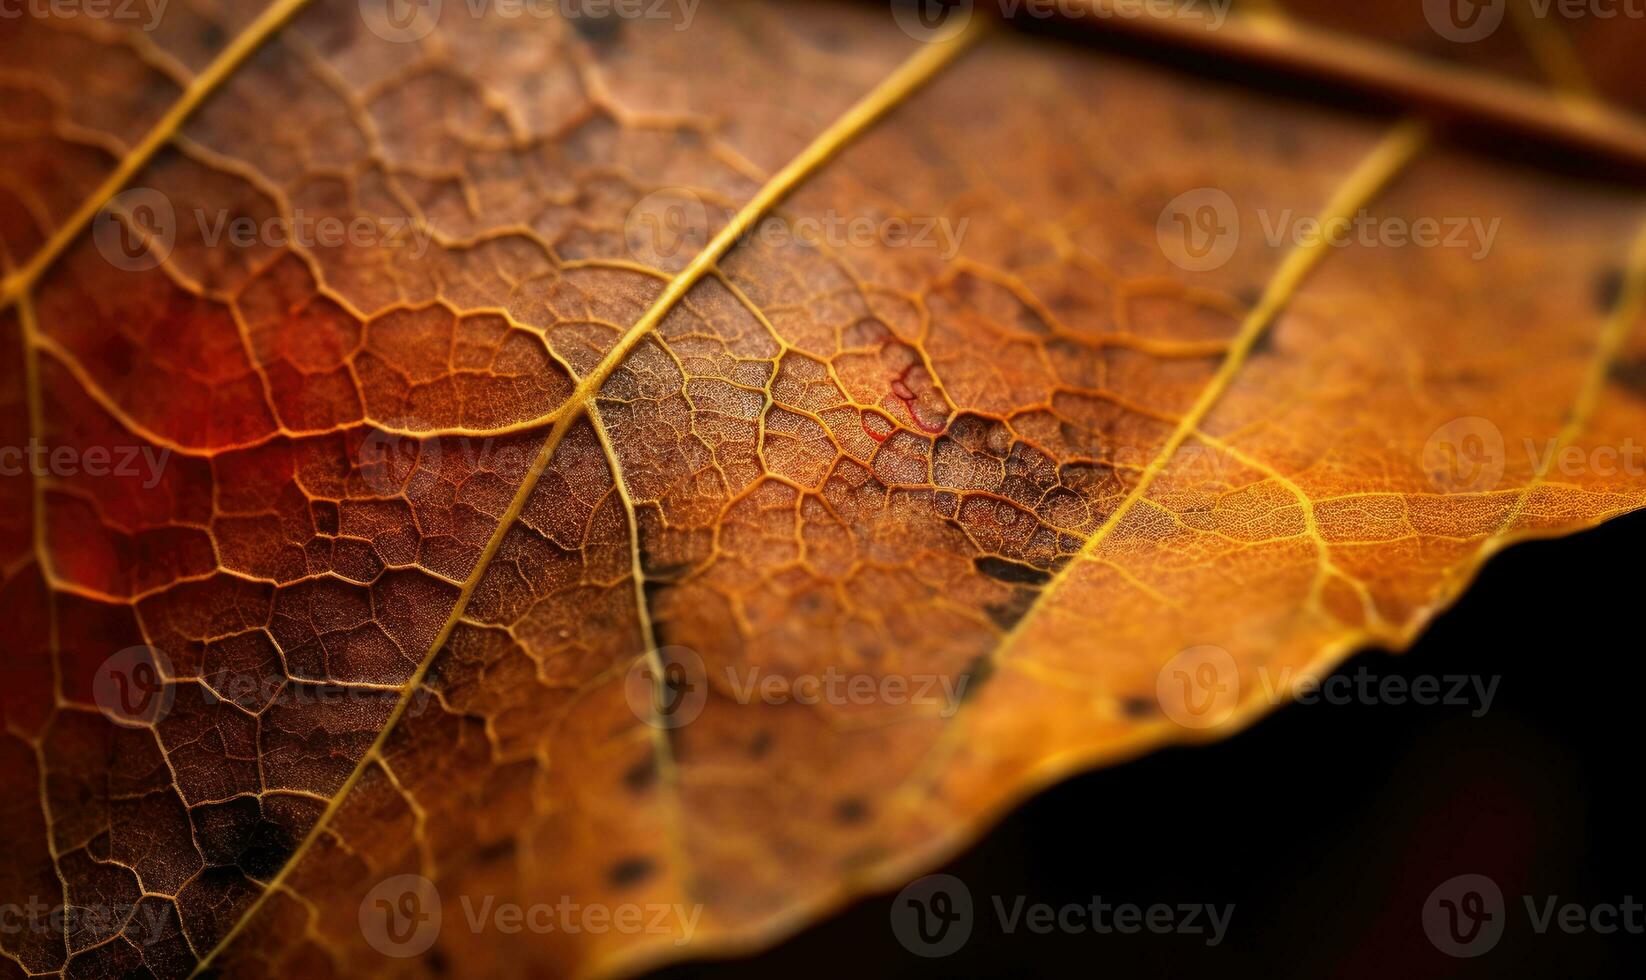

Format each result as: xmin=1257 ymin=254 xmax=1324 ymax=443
xmin=0 ymin=0 xmax=316 ymax=312
xmin=887 ymin=117 xmax=1431 ymax=810
xmin=1483 ymin=222 xmax=1646 ymax=542
xmin=187 ymin=22 xmax=984 ymax=975
xmin=995 ymin=119 xmax=1429 ymax=663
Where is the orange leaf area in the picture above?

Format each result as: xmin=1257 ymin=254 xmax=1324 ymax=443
xmin=4 ymin=1 xmax=1646 ymax=977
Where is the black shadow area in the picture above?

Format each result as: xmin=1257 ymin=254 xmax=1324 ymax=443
xmin=648 ymin=507 xmax=1646 ymax=979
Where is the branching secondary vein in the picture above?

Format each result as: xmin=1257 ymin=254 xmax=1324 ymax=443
xmin=187 ymin=20 xmax=984 ymax=974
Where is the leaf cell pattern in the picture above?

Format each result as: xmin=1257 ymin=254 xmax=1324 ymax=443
xmin=4 ymin=1 xmax=1646 ymax=978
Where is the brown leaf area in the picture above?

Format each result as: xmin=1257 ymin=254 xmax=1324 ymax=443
xmin=4 ymin=0 xmax=1646 ymax=977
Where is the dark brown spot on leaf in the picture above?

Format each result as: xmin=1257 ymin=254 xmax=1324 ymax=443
xmin=957 ymin=654 xmax=995 ymax=704
xmin=1596 ymin=266 xmax=1625 ymax=312
xmin=624 ymin=757 xmax=656 ymax=793
xmin=609 ymin=857 xmax=655 ymax=888
xmin=834 ymin=798 xmax=869 ymax=824
xmin=1121 ymin=696 xmax=1156 ymax=719
xmin=975 ymin=555 xmax=1052 ymax=586
xmin=568 ymin=4 xmax=622 ymax=45
xmin=1610 ymin=355 xmax=1646 ymax=401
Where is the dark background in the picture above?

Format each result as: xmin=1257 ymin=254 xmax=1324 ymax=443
xmin=648 ymin=509 xmax=1646 ymax=978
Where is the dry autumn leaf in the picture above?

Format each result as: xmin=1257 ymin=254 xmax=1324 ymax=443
xmin=5 ymin=0 xmax=1646 ymax=976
